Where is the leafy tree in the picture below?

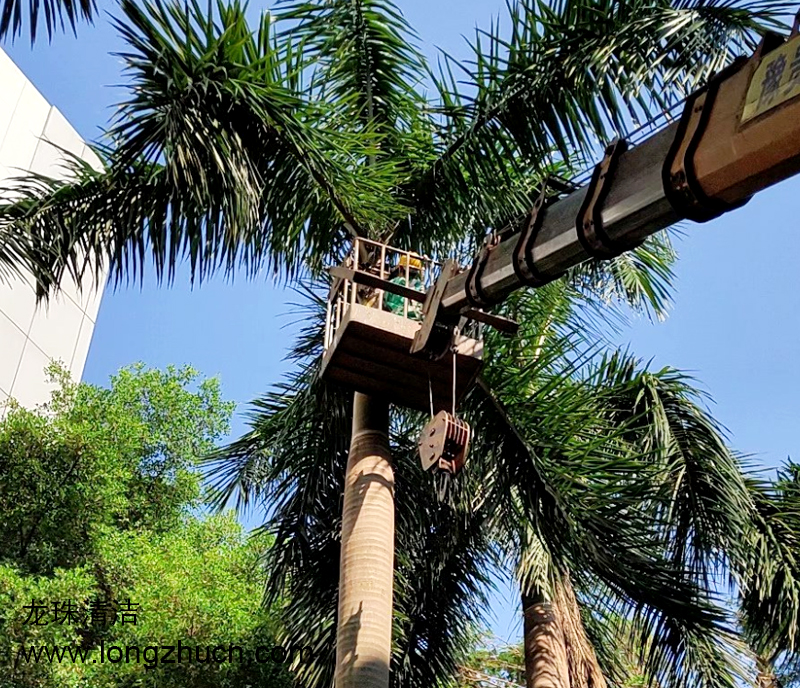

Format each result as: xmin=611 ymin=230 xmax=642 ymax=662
xmin=0 ymin=516 xmax=293 ymax=688
xmin=456 ymin=636 xmax=526 ymax=688
xmin=0 ymin=1 xmax=792 ymax=688
xmin=737 ymin=460 xmax=800 ymax=687
xmin=0 ymin=366 xmax=293 ymax=688
xmin=0 ymin=363 xmax=231 ymax=573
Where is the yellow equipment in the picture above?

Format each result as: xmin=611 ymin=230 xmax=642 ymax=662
xmin=323 ymin=240 xmax=485 ymax=414
xmin=325 ymin=23 xmax=800 ymax=486
xmin=399 ymin=254 xmax=423 ymax=271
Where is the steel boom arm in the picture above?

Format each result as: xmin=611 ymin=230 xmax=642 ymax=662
xmin=438 ymin=30 xmax=800 ymax=315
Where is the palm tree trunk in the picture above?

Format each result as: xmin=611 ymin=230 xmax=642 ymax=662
xmin=335 ymin=391 xmax=394 ymax=688
xmin=522 ymin=578 xmax=607 ymax=688
xmin=523 ymin=592 xmax=570 ymax=688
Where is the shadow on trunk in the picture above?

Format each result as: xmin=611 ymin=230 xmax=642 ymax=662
xmin=335 ymin=392 xmax=395 ymax=688
xmin=523 ymin=576 xmax=606 ymax=688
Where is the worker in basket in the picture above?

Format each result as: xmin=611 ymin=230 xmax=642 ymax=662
xmin=384 ymin=254 xmax=424 ymax=320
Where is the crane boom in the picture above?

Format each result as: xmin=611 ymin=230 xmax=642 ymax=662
xmin=323 ymin=26 xmax=800 ymax=386
xmin=320 ymin=23 xmax=800 ymax=507
xmin=435 ymin=28 xmax=800 ymax=318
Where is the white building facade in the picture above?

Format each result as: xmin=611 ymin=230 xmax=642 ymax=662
xmin=0 ymin=48 xmax=104 ymax=408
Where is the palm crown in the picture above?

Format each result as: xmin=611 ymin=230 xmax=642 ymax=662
xmin=1 ymin=1 xmax=799 ymax=687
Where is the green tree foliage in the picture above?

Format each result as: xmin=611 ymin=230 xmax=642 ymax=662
xmin=738 ymin=460 xmax=800 ymax=685
xmin=456 ymin=637 xmax=525 ymax=688
xmin=0 ymin=365 xmax=292 ymax=688
xmin=0 ymin=0 xmax=94 ymax=43
xmin=0 ymin=363 xmax=231 ymax=573
xmin=0 ymin=0 xmax=788 ymax=292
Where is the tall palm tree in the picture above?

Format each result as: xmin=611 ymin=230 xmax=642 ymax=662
xmin=203 ymin=272 xmax=761 ymax=688
xmin=478 ymin=275 xmax=800 ymax=688
xmin=0 ymin=1 xmax=792 ymax=687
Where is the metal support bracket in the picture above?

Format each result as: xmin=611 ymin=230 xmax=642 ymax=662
xmin=328 ymin=265 xmax=427 ymax=302
xmin=411 ymin=260 xmax=461 ymax=359
xmin=461 ymin=308 xmax=519 ymax=335
xmin=576 ymin=138 xmax=635 ymax=259
xmin=412 ymin=259 xmax=520 ymax=359
xmin=465 ymin=234 xmax=503 ymax=308
xmin=513 ymin=184 xmax=558 ymax=287
xmin=662 ymin=57 xmax=751 ymax=223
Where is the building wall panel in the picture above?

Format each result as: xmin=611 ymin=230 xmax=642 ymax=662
xmin=0 ymin=48 xmax=105 ymax=410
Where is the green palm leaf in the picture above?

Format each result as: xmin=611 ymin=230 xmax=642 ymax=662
xmin=0 ymin=0 xmax=93 ymax=42
xmin=0 ymin=0 xmax=404 ymax=296
xmin=407 ymin=0 xmax=791 ymax=247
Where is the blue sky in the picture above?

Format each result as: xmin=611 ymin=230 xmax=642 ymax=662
xmin=4 ymin=0 xmax=800 ymax=644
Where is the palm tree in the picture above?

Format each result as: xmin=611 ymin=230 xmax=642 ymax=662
xmin=0 ymin=1 xmax=792 ymax=687
xmin=203 ymin=273 xmax=759 ymax=688
xmin=478 ymin=274 xmax=800 ymax=688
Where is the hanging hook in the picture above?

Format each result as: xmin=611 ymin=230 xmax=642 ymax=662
xmin=428 ymin=371 xmax=434 ymax=419
xmin=451 ymin=325 xmax=461 ymax=417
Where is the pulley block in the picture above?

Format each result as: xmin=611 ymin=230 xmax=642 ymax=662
xmin=418 ymin=410 xmax=471 ymax=476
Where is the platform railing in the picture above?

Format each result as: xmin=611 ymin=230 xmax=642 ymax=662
xmin=324 ymin=239 xmax=438 ymax=351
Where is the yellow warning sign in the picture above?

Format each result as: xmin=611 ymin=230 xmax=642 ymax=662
xmin=742 ymin=35 xmax=800 ymax=124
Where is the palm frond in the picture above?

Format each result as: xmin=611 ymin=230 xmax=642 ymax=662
xmin=568 ymin=232 xmax=678 ymax=322
xmin=579 ymin=572 xmax=746 ymax=688
xmin=0 ymin=213 xmax=30 ymax=283
xmin=276 ymin=0 xmax=444 ymax=250
xmin=738 ymin=462 xmax=800 ymax=661
xmin=583 ymin=350 xmax=754 ymax=586
xmin=0 ymin=0 xmax=94 ymax=42
xmin=2 ymin=0 xmax=405 ymax=298
xmin=276 ymin=0 xmax=426 ymax=127
xmin=408 ymin=0 xmax=790 ymax=247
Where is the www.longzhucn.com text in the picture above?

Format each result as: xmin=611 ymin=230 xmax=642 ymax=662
xmin=9 ymin=641 xmax=314 ymax=669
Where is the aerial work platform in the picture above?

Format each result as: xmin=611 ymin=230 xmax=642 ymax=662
xmin=321 ymin=302 xmax=482 ymax=412
xmin=321 ymin=240 xmax=483 ymax=413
